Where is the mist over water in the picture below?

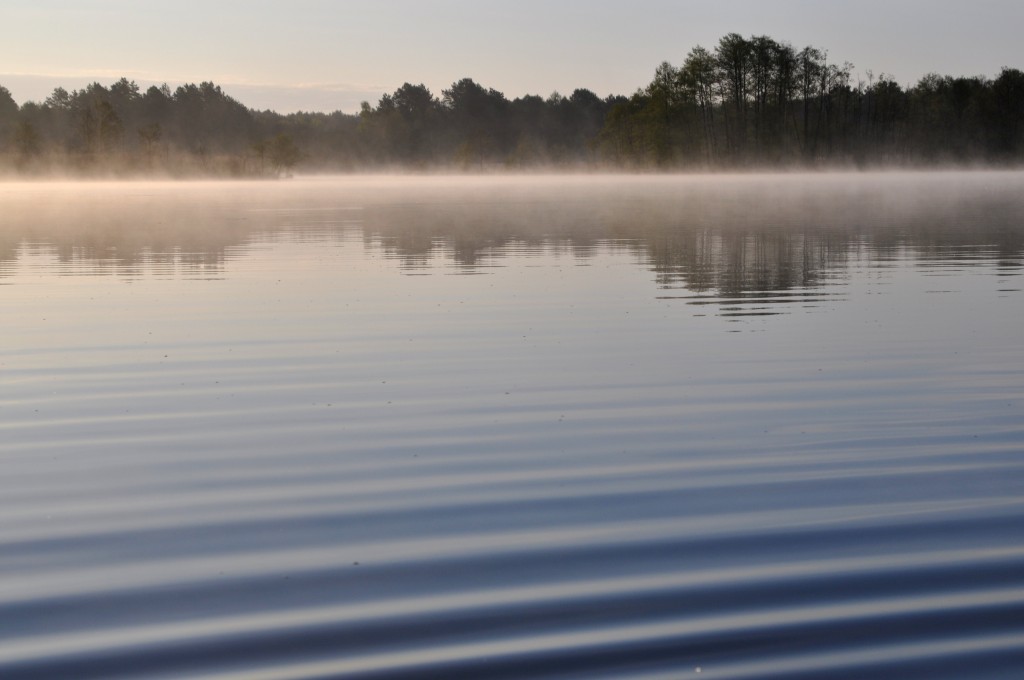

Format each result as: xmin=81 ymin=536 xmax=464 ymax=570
xmin=2 ymin=173 xmax=1023 ymax=678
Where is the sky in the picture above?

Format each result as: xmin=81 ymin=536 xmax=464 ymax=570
xmin=3 ymin=0 xmax=1024 ymax=114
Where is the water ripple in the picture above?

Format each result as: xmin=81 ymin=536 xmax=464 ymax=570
xmin=2 ymin=175 xmax=1023 ymax=678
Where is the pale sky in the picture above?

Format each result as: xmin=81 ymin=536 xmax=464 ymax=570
xmin=3 ymin=0 xmax=1023 ymax=113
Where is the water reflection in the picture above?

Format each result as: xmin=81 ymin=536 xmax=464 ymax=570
xmin=1 ymin=174 xmax=1021 ymax=300
xmin=3 ymin=175 xmax=1024 ymax=679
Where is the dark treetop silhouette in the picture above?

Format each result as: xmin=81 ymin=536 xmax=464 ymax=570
xmin=1 ymin=33 xmax=1023 ymax=175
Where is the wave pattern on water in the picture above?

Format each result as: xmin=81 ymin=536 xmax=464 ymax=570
xmin=1 ymin=174 xmax=1023 ymax=678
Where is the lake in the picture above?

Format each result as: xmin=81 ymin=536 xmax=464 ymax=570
xmin=1 ymin=173 xmax=1023 ymax=679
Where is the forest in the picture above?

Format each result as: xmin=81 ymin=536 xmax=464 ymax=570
xmin=1 ymin=32 xmax=1023 ymax=175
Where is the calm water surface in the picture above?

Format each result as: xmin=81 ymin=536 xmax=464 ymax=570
xmin=1 ymin=174 xmax=1023 ymax=678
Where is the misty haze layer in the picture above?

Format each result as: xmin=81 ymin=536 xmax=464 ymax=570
xmin=2 ymin=32 xmax=1023 ymax=176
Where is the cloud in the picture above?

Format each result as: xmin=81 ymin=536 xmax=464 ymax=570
xmin=225 ymin=82 xmax=386 ymax=113
xmin=0 ymin=72 xmax=386 ymax=114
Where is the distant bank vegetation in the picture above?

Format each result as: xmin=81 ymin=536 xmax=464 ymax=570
xmin=2 ymin=33 xmax=1023 ymax=176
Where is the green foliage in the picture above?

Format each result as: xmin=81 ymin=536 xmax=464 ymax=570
xmin=992 ymin=68 xmax=1024 ymax=155
xmin=0 ymin=85 xmax=17 ymax=120
xmin=1 ymin=33 xmax=1023 ymax=175
xmin=592 ymin=33 xmax=1017 ymax=167
xmin=0 ymin=85 xmax=18 ymax=153
xmin=267 ymin=133 xmax=301 ymax=175
xmin=15 ymin=121 xmax=41 ymax=158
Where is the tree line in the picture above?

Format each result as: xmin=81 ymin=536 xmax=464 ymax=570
xmin=1 ymin=32 xmax=1023 ymax=175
